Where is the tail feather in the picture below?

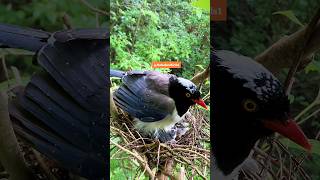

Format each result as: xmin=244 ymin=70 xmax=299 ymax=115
xmin=0 ymin=23 xmax=50 ymax=52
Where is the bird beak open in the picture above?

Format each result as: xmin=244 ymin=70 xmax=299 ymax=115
xmin=193 ymin=99 xmax=208 ymax=110
xmin=263 ymin=119 xmax=312 ymax=151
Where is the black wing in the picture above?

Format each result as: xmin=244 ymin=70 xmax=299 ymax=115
xmin=2 ymin=24 xmax=108 ymax=179
xmin=113 ymin=71 xmax=175 ymax=122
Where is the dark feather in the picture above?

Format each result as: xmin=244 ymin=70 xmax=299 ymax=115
xmin=0 ymin=23 xmax=50 ymax=52
xmin=10 ymin=87 xmax=105 ymax=178
xmin=110 ymin=69 xmax=125 ymax=78
xmin=38 ymin=37 xmax=108 ymax=112
xmin=113 ymin=71 xmax=175 ymax=122
xmin=1 ymin=24 xmax=109 ymax=179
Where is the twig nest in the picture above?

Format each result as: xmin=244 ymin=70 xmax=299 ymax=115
xmin=110 ymin=107 xmax=210 ymax=178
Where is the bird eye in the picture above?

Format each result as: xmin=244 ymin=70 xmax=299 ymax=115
xmin=186 ymin=93 xmax=191 ymax=98
xmin=243 ymin=99 xmax=257 ymax=112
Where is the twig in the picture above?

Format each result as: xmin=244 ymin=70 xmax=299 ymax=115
xmin=316 ymin=130 xmax=320 ymax=140
xmin=203 ymin=91 xmax=210 ymax=101
xmin=1 ymin=55 xmax=10 ymax=88
xmin=298 ymin=108 xmax=320 ymax=125
xmin=95 ymin=13 xmax=100 ymax=28
xmin=284 ymin=7 xmax=320 ymax=94
xmin=156 ymin=142 xmax=161 ymax=172
xmin=170 ymin=147 xmax=210 ymax=162
xmin=191 ymin=65 xmax=210 ymax=86
xmin=62 ymin=13 xmax=73 ymax=30
xmin=10 ymin=66 xmax=22 ymax=86
xmin=296 ymin=86 xmax=320 ymax=123
xmin=110 ymin=140 xmax=155 ymax=179
xmin=78 ymin=0 xmax=108 ymax=16
xmin=31 ymin=149 xmax=57 ymax=180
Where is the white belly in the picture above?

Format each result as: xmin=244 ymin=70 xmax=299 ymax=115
xmin=134 ymin=108 xmax=183 ymax=132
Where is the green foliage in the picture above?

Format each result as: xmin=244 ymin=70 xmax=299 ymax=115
xmin=0 ymin=76 xmax=30 ymax=91
xmin=215 ymin=0 xmax=320 ymax=57
xmin=273 ymin=10 xmax=304 ymax=27
xmin=110 ymin=136 xmax=149 ymax=180
xmin=0 ymin=0 xmax=107 ymax=30
xmin=280 ymin=138 xmax=320 ymax=156
xmin=110 ymin=0 xmax=210 ymax=79
xmin=0 ymin=0 xmax=107 ymax=78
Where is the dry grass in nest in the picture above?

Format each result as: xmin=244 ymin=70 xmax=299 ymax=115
xmin=240 ymin=139 xmax=312 ymax=180
xmin=110 ymin=107 xmax=210 ymax=179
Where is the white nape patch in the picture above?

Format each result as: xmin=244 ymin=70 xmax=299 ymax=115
xmin=177 ymin=77 xmax=195 ymax=92
xmin=134 ymin=109 xmax=183 ymax=133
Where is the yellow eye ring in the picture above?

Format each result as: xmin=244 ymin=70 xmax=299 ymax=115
xmin=243 ymin=99 xmax=257 ymax=112
xmin=186 ymin=93 xmax=191 ymax=98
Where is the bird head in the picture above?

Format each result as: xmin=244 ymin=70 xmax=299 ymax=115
xmin=212 ymin=50 xmax=311 ymax=175
xmin=169 ymin=77 xmax=207 ymax=116
xmin=176 ymin=77 xmax=208 ymax=109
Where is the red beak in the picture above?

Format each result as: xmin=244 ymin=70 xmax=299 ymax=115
xmin=193 ymin=99 xmax=208 ymax=110
xmin=263 ymin=119 xmax=312 ymax=151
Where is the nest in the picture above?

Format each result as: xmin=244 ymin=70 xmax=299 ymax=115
xmin=110 ymin=106 xmax=210 ymax=179
xmin=239 ymin=139 xmax=313 ymax=180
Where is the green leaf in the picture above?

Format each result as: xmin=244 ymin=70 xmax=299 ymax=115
xmin=195 ymin=64 xmax=204 ymax=70
xmin=280 ymin=138 xmax=320 ymax=156
xmin=305 ymin=60 xmax=320 ymax=73
xmin=288 ymin=94 xmax=295 ymax=104
xmin=273 ymin=10 xmax=304 ymax=27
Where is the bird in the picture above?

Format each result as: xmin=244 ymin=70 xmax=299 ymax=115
xmin=211 ymin=50 xmax=312 ymax=179
xmin=110 ymin=69 xmax=207 ymax=142
xmin=0 ymin=23 xmax=108 ymax=179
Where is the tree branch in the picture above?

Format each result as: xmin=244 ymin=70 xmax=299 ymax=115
xmin=283 ymin=7 xmax=320 ymax=94
xmin=255 ymin=9 xmax=320 ymax=75
xmin=78 ymin=0 xmax=108 ymax=16
xmin=191 ymin=65 xmax=210 ymax=86
xmin=0 ymin=92 xmax=34 ymax=180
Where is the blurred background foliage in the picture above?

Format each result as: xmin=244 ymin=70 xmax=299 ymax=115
xmin=214 ymin=0 xmax=320 ymax=179
xmin=110 ymin=0 xmax=210 ymax=79
xmin=0 ymin=0 xmax=107 ymax=87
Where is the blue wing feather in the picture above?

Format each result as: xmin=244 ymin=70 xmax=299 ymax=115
xmin=113 ymin=71 xmax=174 ymax=122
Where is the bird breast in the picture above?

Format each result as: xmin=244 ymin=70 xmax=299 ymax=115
xmin=134 ymin=108 xmax=183 ymax=132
